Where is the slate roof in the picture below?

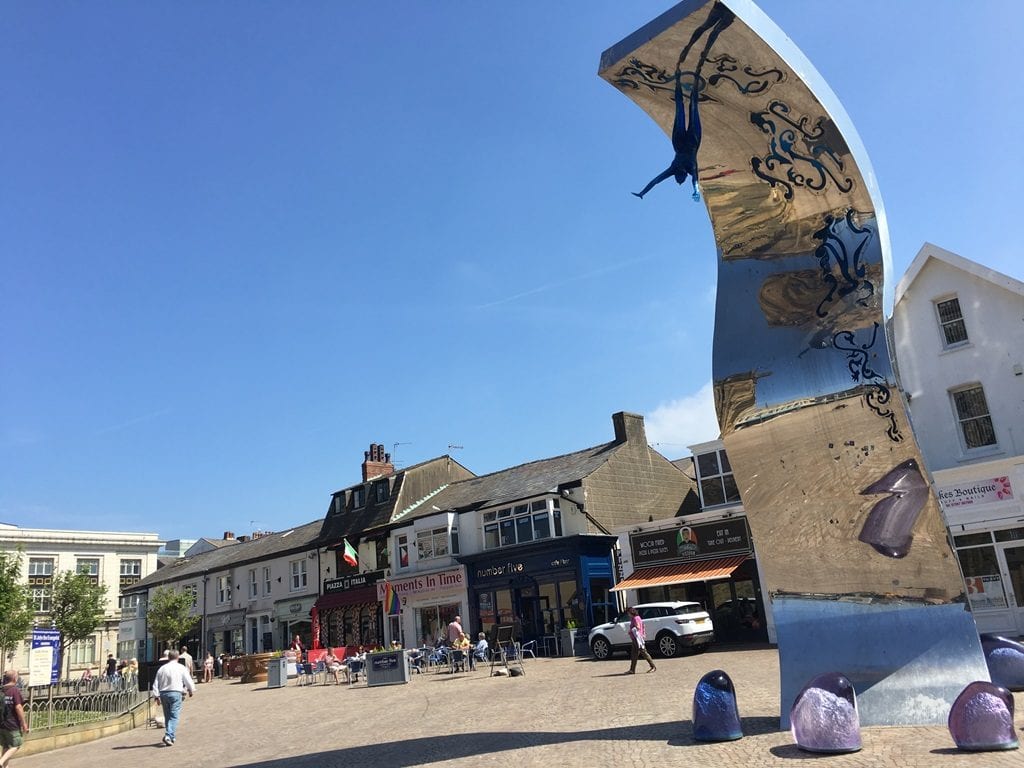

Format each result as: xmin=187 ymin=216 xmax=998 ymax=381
xmin=317 ymin=455 xmax=474 ymax=545
xmin=126 ymin=519 xmax=323 ymax=592
xmin=368 ymin=440 xmax=620 ymax=532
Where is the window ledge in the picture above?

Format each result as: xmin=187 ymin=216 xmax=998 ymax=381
xmin=956 ymin=446 xmax=1005 ymax=463
xmin=939 ymin=342 xmax=973 ymax=356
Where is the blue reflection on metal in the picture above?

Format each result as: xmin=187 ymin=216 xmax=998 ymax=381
xmin=980 ymin=634 xmax=1024 ymax=691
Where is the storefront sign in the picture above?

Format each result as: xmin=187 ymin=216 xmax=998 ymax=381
xmin=383 ymin=567 xmax=465 ymax=599
xmin=938 ymin=477 xmax=1013 ymax=510
xmin=324 ymin=569 xmax=384 ymax=594
xmin=629 ymin=519 xmax=752 ymax=566
xmin=209 ymin=609 xmax=246 ymax=629
xmin=469 ymin=549 xmax=578 ymax=584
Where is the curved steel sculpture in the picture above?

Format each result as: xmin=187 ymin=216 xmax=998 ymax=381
xmin=600 ymin=0 xmax=988 ymax=727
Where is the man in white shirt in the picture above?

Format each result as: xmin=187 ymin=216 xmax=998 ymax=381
xmin=152 ymin=649 xmax=196 ymax=747
xmin=179 ymin=645 xmax=195 ymax=677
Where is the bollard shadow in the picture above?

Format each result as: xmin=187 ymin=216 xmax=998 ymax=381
xmin=768 ymin=744 xmax=836 ymax=759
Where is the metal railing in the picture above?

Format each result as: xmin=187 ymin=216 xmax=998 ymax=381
xmin=24 ymin=680 xmax=148 ymax=731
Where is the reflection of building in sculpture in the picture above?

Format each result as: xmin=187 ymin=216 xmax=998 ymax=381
xmin=893 ymin=243 xmax=1024 ymax=636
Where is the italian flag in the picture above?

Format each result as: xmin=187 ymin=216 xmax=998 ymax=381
xmin=342 ymin=538 xmax=358 ymax=567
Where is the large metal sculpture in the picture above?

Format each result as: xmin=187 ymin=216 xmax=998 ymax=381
xmin=600 ymin=0 xmax=989 ymax=727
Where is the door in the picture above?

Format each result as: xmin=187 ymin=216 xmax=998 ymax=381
xmin=997 ymin=543 xmax=1024 ymax=634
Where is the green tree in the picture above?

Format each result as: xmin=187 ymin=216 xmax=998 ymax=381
xmin=49 ymin=570 xmax=108 ymax=677
xmin=0 ymin=549 xmax=34 ymax=668
xmin=147 ymin=586 xmax=198 ymax=652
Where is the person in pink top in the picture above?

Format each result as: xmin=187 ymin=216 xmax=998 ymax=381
xmin=446 ymin=616 xmax=464 ymax=644
xmin=626 ymin=607 xmax=656 ymax=674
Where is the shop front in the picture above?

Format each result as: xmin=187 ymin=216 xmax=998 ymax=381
xmin=613 ymin=517 xmax=769 ymax=644
xmin=313 ymin=570 xmax=384 ymax=650
xmin=206 ymin=609 xmax=246 ymax=657
xmin=941 ymin=472 xmax=1024 ymax=636
xmin=274 ymin=595 xmax=317 ymax=651
xmin=459 ymin=534 xmax=616 ymax=649
xmin=382 ymin=566 xmax=467 ymax=647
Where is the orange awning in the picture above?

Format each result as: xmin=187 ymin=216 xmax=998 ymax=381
xmin=610 ymin=555 xmax=748 ymax=591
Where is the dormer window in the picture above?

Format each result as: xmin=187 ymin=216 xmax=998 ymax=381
xmin=375 ymin=481 xmax=389 ymax=504
xmin=353 ymin=486 xmax=366 ymax=508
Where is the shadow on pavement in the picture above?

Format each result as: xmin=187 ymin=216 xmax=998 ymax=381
xmin=228 ymin=718 xmax=786 ymax=767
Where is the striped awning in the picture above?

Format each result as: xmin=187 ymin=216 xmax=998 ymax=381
xmin=611 ymin=555 xmax=748 ymax=591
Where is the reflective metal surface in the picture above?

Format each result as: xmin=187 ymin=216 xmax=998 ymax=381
xmin=600 ymin=0 xmax=987 ymax=727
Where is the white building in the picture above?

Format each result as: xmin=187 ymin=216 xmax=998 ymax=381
xmin=893 ymin=243 xmax=1024 ymax=636
xmin=0 ymin=524 xmax=162 ymax=680
xmin=120 ymin=522 xmax=323 ymax=661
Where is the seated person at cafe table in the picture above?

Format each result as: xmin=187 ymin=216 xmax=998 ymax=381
xmin=472 ymin=632 xmax=489 ymax=666
xmin=346 ymin=647 xmax=367 ymax=682
xmin=452 ymin=632 xmax=471 ymax=672
xmin=324 ymin=649 xmax=347 ymax=684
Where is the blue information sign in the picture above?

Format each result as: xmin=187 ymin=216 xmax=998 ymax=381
xmin=31 ymin=628 xmax=62 ymax=684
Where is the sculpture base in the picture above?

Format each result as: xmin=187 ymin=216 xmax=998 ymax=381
xmin=774 ymin=596 xmax=989 ymax=727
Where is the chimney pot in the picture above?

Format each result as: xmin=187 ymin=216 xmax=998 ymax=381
xmin=224 ymin=531 xmax=235 ymax=540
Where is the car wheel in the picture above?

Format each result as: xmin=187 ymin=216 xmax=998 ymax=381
xmin=591 ymin=636 xmax=612 ymax=660
xmin=655 ymin=632 xmax=680 ymax=658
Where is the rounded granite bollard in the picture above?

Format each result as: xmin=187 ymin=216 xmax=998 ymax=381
xmin=789 ymin=672 xmax=861 ymax=753
xmin=979 ymin=634 xmax=1024 ymax=691
xmin=948 ymin=681 xmax=1019 ymax=751
xmin=692 ymin=669 xmax=742 ymax=741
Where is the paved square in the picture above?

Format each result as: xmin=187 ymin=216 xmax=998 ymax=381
xmin=19 ymin=648 xmax=1023 ymax=767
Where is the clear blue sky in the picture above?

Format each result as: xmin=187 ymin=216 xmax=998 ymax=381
xmin=3 ymin=1 xmax=1021 ymax=541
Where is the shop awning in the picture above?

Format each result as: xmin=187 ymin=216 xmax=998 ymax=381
xmin=611 ymin=555 xmax=748 ymax=591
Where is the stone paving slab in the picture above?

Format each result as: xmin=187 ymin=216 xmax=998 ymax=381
xmin=18 ymin=647 xmax=1023 ymax=767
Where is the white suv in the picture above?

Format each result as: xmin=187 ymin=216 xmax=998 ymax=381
xmin=588 ymin=602 xmax=714 ymax=659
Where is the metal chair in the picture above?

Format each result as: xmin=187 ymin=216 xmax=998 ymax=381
xmin=519 ymin=640 xmax=537 ymax=660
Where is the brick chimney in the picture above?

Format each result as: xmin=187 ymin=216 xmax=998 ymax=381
xmin=362 ymin=443 xmax=394 ymax=481
xmin=612 ymin=411 xmax=647 ymax=445
xmin=223 ymin=531 xmax=235 ymax=540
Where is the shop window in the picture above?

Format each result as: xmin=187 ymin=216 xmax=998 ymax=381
xmin=696 ymin=449 xmax=741 ymax=507
xmin=951 ymin=385 xmax=997 ymax=450
xmin=955 ymin=542 xmax=1008 ymax=610
xmin=935 ymin=296 xmax=968 ymax=347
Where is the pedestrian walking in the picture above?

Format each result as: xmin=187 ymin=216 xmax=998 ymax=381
xmin=0 ymin=670 xmax=29 ymax=767
xmin=626 ymin=607 xmax=656 ymax=674
xmin=151 ymin=649 xmax=196 ymax=747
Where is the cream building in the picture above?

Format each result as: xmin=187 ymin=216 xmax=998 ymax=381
xmin=0 ymin=524 xmax=162 ymax=680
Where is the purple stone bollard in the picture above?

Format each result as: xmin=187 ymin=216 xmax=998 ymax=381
xmin=948 ymin=680 xmax=1018 ymax=751
xmin=979 ymin=634 xmax=1024 ymax=691
xmin=692 ymin=669 xmax=742 ymax=741
xmin=790 ymin=672 xmax=861 ymax=753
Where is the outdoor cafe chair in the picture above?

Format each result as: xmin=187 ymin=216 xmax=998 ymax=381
xmin=519 ymin=640 xmax=537 ymax=660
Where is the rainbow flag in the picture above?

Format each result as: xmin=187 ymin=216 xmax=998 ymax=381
xmin=383 ymin=581 xmax=401 ymax=616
